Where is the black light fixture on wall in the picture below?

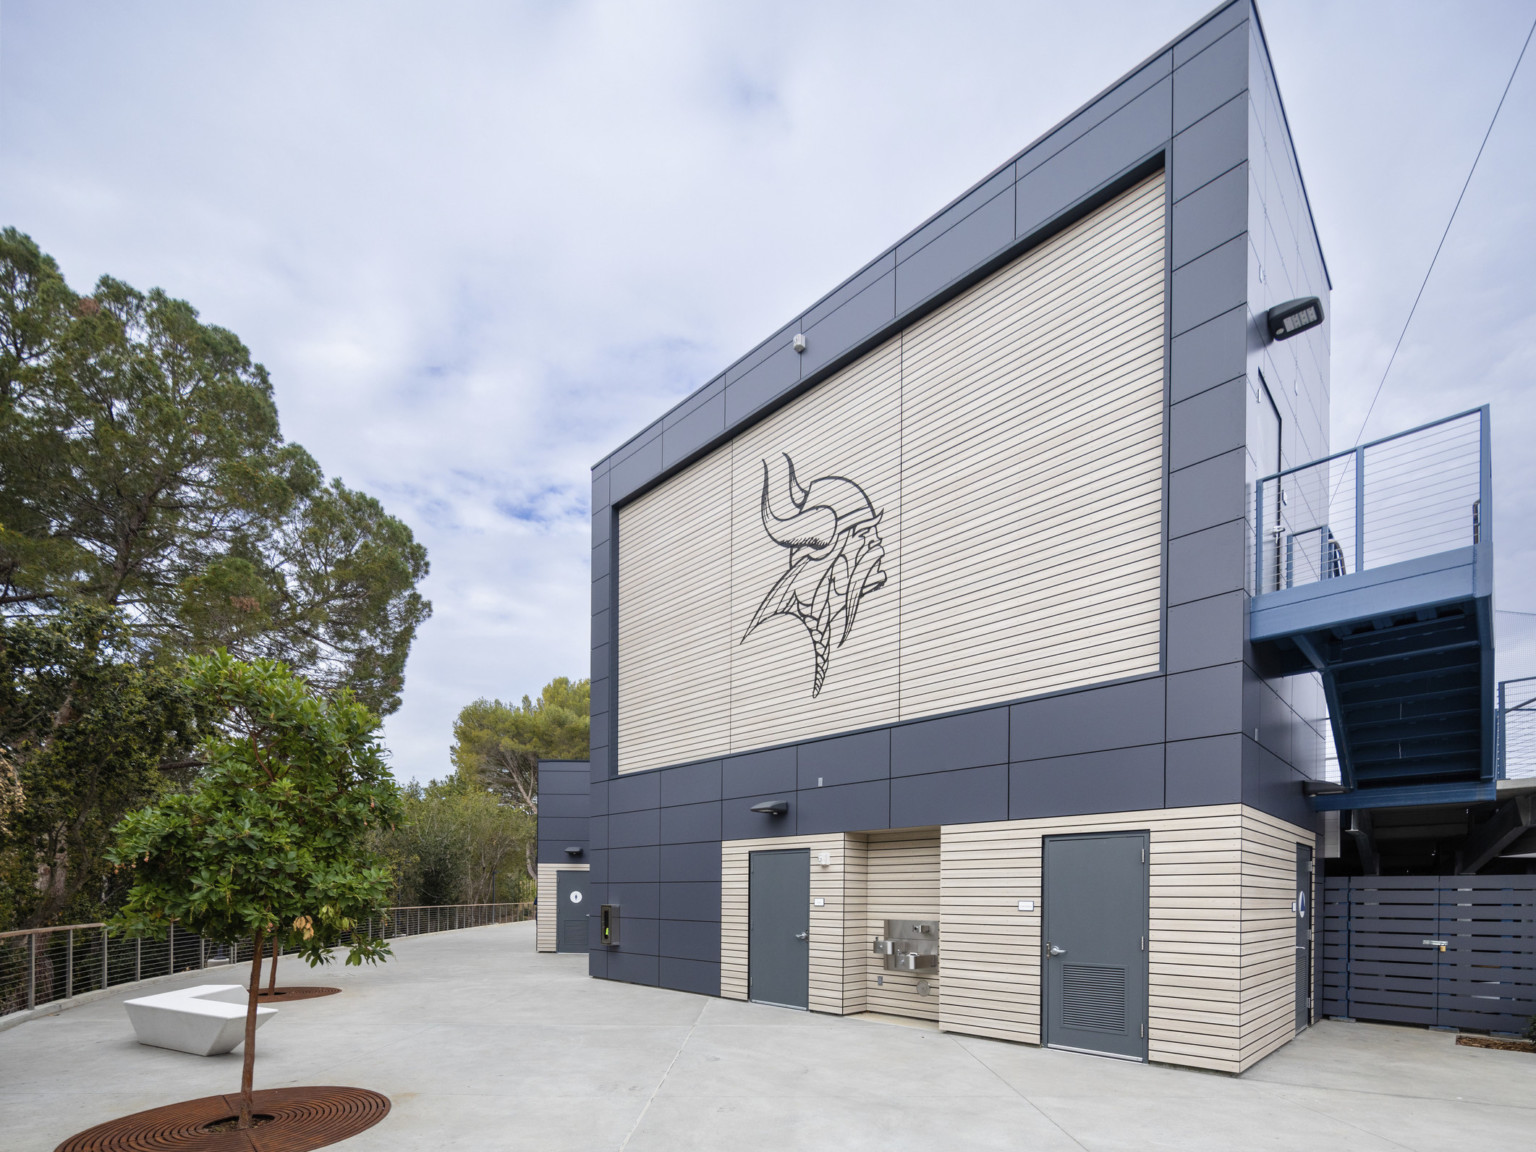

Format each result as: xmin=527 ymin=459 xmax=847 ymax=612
xmin=750 ymin=800 xmax=789 ymax=817
xmin=1267 ymin=296 xmax=1324 ymax=342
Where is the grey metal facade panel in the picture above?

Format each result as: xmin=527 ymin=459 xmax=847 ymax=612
xmin=1014 ymin=79 xmax=1171 ymax=243
xmin=586 ymin=848 xmax=607 ymax=883
xmin=1171 ymin=94 xmax=1247 ymax=202
xmin=609 ymin=845 xmax=659 ymax=883
xmin=607 ymin=951 xmax=660 ymax=986
xmin=794 ymin=779 xmax=889 ymax=836
xmin=538 ymin=763 xmax=592 ymax=793
xmin=590 ymin=676 xmax=610 ymax=717
xmin=724 ymin=323 xmax=804 ymax=425
xmin=1014 ymin=53 xmax=1171 ymax=181
xmin=894 ymin=187 xmax=1015 ymax=316
xmin=588 ymin=947 xmax=607 ymax=978
xmin=659 ymin=800 xmax=722 ymax=845
xmin=799 ymin=270 xmax=896 ymax=377
xmin=615 ymin=915 xmax=659 ymax=956
xmin=608 ymin=431 xmax=664 ymax=503
xmin=662 ymin=389 xmax=726 ymax=469
xmin=663 ymin=373 xmax=725 ymax=426
xmin=1172 ymin=24 xmax=1249 ymax=133
xmin=660 ymin=957 xmax=721 ymax=996
xmin=1009 ymin=745 xmax=1165 ymax=819
xmin=1170 ymin=377 xmax=1244 ymax=471
xmin=587 ymin=814 xmax=608 ymax=849
xmin=660 ymin=841 xmax=722 ymax=883
xmin=660 ymin=919 xmax=721 ymax=964
xmin=1168 ymin=447 xmax=1246 ymax=539
xmin=1170 ymin=163 xmax=1247 ymax=268
xmin=608 ymin=771 xmax=662 ymax=813
xmin=1167 ymin=519 xmax=1246 ymax=606
xmin=803 ymin=252 xmax=896 ymax=329
xmin=592 ymin=507 xmax=610 ymax=546
xmin=1241 ymin=737 xmax=1314 ymax=829
xmin=1165 ymin=733 xmax=1244 ymax=806
xmin=897 ymin=165 xmax=1017 ymax=263
xmin=890 ymin=763 xmax=1008 ymax=828
xmin=1167 ymin=590 xmax=1245 ymax=674
xmin=722 ymin=747 xmax=797 ymax=798
xmin=721 ymin=793 xmax=798 ymax=840
xmin=797 ymin=729 xmax=890 ymax=789
xmin=660 ymin=760 xmax=723 ymax=807
xmin=608 ymin=808 xmax=661 ymax=848
xmin=536 ymin=814 xmax=588 ymax=841
xmin=1166 ymin=662 xmax=1245 ymax=741
xmin=589 ymin=743 xmax=611 ymax=778
xmin=605 ymin=882 xmax=660 ymax=919
xmin=590 ymin=541 xmax=610 ymax=581
xmin=890 ymin=706 xmax=1010 ymax=777
xmin=588 ymin=779 xmax=608 ymax=816
xmin=1170 ymin=306 xmax=1245 ymax=403
xmin=591 ymin=469 xmax=610 ymax=513
xmin=1010 ymin=677 xmax=1165 ymax=761
xmin=1173 ymin=0 xmax=1247 ymax=66
xmin=659 ymin=880 xmax=722 ymax=922
xmin=1171 ymin=235 xmax=1246 ymax=336
xmin=590 ymin=574 xmax=609 ymax=615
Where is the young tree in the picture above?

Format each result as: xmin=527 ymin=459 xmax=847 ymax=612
xmin=0 ymin=227 xmax=431 ymax=717
xmin=109 ymin=651 xmax=400 ymax=1130
xmin=449 ymin=678 xmax=588 ymax=881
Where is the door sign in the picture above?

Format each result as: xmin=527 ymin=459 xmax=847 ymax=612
xmin=569 ymin=890 xmax=583 ymax=904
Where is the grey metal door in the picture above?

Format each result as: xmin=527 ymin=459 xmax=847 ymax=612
xmin=555 ymin=869 xmax=589 ymax=953
xmin=749 ymin=849 xmax=810 ymax=1009
xmin=1043 ymin=832 xmax=1148 ymax=1060
xmin=1295 ymin=843 xmax=1312 ymax=1031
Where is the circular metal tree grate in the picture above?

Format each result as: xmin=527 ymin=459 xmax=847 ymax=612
xmin=255 ymin=987 xmax=342 ymax=1002
xmin=55 ymin=1086 xmax=390 ymax=1152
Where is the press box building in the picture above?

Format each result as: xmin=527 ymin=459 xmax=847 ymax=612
xmin=543 ymin=0 xmax=1366 ymax=1073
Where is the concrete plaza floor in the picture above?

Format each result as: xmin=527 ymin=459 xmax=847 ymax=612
xmin=1 ymin=920 xmax=1532 ymax=1151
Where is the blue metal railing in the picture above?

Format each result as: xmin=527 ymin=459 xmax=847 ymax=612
xmin=1254 ymin=407 xmax=1490 ymax=596
xmin=1497 ymin=677 xmax=1536 ymax=781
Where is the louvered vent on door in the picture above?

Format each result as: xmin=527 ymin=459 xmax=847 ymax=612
xmin=1061 ymin=964 xmax=1127 ymax=1033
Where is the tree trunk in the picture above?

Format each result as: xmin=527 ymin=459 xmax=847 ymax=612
xmin=267 ymin=935 xmax=279 ymax=994
xmin=239 ymin=928 xmax=265 ymax=1130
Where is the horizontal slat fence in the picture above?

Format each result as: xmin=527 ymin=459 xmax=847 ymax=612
xmin=1323 ymin=875 xmax=1536 ymax=1033
xmin=0 ymin=903 xmax=532 ymax=1024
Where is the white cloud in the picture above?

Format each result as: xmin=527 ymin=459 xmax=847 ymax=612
xmin=4 ymin=0 xmax=1534 ymax=777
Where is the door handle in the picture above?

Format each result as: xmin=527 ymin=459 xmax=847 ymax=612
xmin=1046 ymin=944 xmax=1066 ymax=957
xmin=795 ymin=932 xmax=809 ymax=942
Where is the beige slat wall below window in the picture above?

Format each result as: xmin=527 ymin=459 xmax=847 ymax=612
xmin=617 ymin=172 xmax=1166 ymax=773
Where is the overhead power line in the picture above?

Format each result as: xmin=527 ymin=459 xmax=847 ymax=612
xmin=1351 ymin=15 xmax=1536 ymax=446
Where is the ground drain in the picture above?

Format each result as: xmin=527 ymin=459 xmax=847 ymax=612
xmin=54 ymin=1085 xmax=390 ymax=1151
xmin=255 ymin=987 xmax=342 ymax=1002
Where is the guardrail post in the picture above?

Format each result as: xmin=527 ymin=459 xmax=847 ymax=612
xmin=101 ymin=927 xmax=109 ymax=991
xmin=135 ymin=935 xmax=141 ymax=982
xmin=1354 ymin=445 xmax=1366 ymax=574
xmin=27 ymin=931 xmax=36 ymax=1009
xmin=167 ymin=922 xmax=174 ymax=976
xmin=65 ymin=928 xmax=74 ymax=1000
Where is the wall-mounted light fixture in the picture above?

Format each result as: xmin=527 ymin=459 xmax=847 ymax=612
xmin=792 ymin=333 xmax=806 ymax=353
xmin=1266 ymin=296 xmax=1324 ymax=342
xmin=563 ymin=846 xmax=584 ymax=857
xmin=750 ymin=800 xmax=789 ymax=816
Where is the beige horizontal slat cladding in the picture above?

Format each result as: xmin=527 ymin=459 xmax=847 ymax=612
xmin=616 ymin=172 xmax=1165 ymax=772
xmin=535 ymin=862 xmax=589 ymax=953
xmin=862 ymin=829 xmax=942 ymax=1021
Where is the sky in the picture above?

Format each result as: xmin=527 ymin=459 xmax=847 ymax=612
xmin=2 ymin=0 xmax=1534 ymax=782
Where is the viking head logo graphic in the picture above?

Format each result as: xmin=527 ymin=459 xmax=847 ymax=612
xmin=742 ymin=453 xmax=888 ymax=696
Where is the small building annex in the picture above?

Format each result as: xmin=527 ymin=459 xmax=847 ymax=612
xmin=536 ymin=0 xmax=1529 ymax=1072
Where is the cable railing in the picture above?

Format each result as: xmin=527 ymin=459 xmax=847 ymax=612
xmin=0 ymin=902 xmax=532 ymax=1024
xmin=1254 ymin=407 xmax=1489 ymax=595
xmin=1497 ymin=677 xmax=1536 ymax=781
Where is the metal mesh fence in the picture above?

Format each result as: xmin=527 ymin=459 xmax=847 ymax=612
xmin=0 ymin=903 xmax=532 ymax=1022
xmin=1498 ymin=677 xmax=1536 ymax=780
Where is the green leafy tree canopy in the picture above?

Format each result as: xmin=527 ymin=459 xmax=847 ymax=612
xmin=0 ymin=227 xmax=430 ymax=716
xmin=450 ymin=677 xmax=590 ymax=813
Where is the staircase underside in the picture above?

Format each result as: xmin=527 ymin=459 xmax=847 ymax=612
xmin=1251 ymin=546 xmax=1494 ymax=811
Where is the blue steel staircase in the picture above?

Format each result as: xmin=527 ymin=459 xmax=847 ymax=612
xmin=1249 ymin=409 xmax=1494 ymax=810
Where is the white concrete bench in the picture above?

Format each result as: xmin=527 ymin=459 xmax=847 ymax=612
xmin=123 ymin=984 xmax=276 ymax=1056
